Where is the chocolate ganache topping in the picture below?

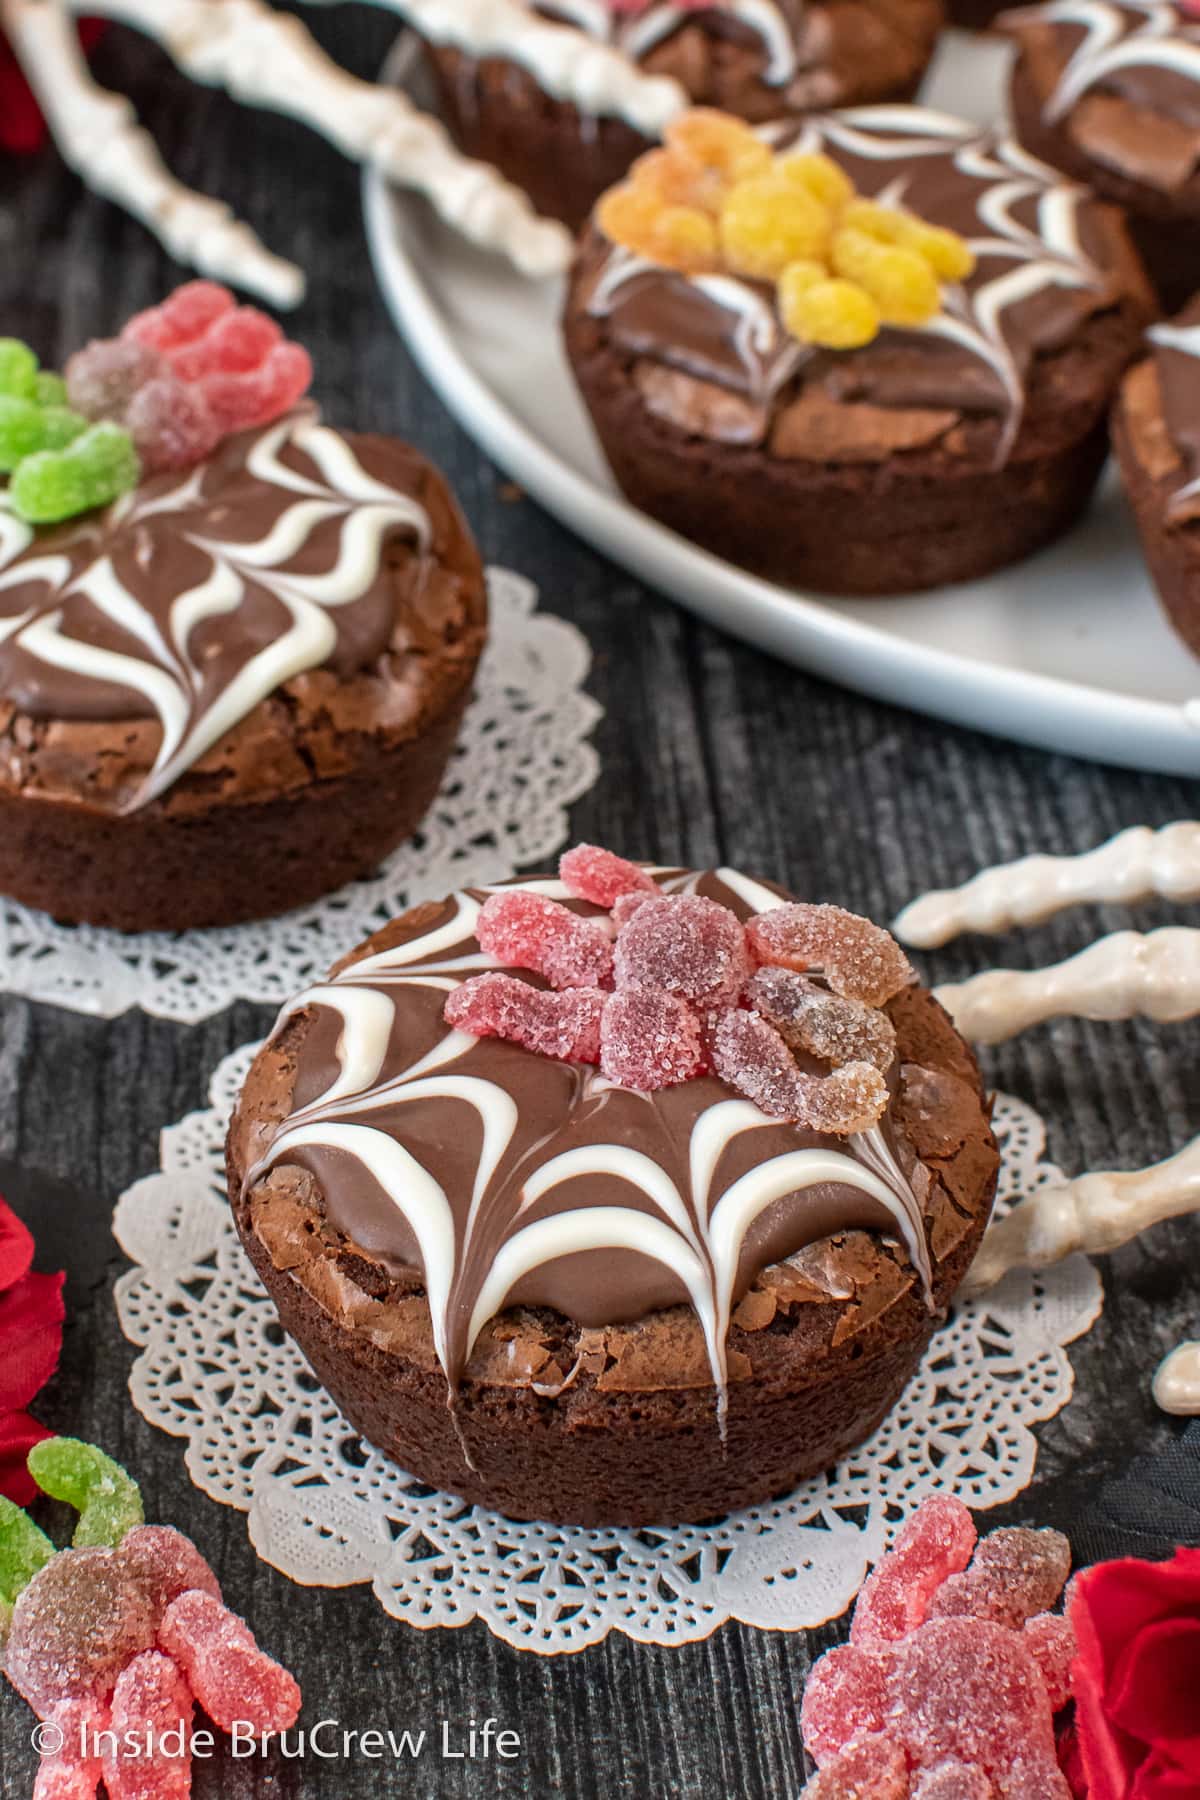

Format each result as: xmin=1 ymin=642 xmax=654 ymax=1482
xmin=582 ymin=106 xmax=1118 ymax=459
xmin=0 ymin=408 xmax=433 ymax=811
xmin=246 ymin=867 xmax=934 ymax=1397
xmin=1147 ymin=298 xmax=1200 ymax=515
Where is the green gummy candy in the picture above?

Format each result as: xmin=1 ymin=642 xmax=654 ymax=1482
xmin=10 ymin=422 xmax=140 ymax=525
xmin=27 ymin=1437 xmax=144 ymax=1549
xmin=33 ymin=371 xmax=68 ymax=408
xmin=0 ymin=1496 xmax=55 ymax=1606
xmin=0 ymin=338 xmax=39 ymax=401
xmin=0 ymin=397 xmax=87 ymax=473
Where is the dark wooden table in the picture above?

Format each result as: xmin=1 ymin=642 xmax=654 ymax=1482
xmin=1 ymin=11 xmax=1198 ymax=1797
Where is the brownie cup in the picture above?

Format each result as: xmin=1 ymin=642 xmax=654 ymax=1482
xmin=0 ymin=409 xmax=487 ymax=931
xmin=1005 ymin=1 xmax=1200 ymax=314
xmin=564 ymin=105 xmax=1153 ymax=595
xmin=1114 ymin=303 xmax=1200 ymax=657
xmin=420 ymin=0 xmax=944 ymax=230
xmin=227 ymin=858 xmax=1000 ymax=1527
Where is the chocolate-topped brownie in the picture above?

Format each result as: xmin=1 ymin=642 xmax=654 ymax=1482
xmin=420 ymin=0 xmax=944 ymax=229
xmin=1114 ymin=300 xmax=1200 ymax=657
xmin=1004 ymin=0 xmax=1200 ymax=313
xmin=563 ymin=105 xmax=1153 ymax=594
xmin=0 ymin=291 xmax=486 ymax=932
xmin=228 ymin=848 xmax=999 ymax=1527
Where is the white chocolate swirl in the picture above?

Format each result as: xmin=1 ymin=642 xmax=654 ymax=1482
xmin=1013 ymin=0 xmax=1200 ymax=123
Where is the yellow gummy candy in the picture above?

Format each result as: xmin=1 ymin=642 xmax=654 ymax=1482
xmin=777 ymin=152 xmax=855 ymax=212
xmin=665 ymin=109 xmax=772 ymax=184
xmin=840 ymin=199 xmax=974 ymax=284
xmin=781 ymin=276 xmax=881 ymax=349
xmin=831 ymin=229 xmax=940 ymax=326
xmin=720 ymin=177 xmax=831 ymax=282
xmin=597 ymin=182 xmax=660 ymax=250
xmin=651 ymin=205 xmax=720 ymax=273
xmin=630 ymin=148 xmax=724 ymax=217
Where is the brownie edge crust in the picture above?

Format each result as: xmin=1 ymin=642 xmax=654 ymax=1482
xmin=227 ymin=902 xmax=1000 ymax=1528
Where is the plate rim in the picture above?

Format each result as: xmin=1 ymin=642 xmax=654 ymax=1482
xmin=362 ymin=50 xmax=1200 ymax=778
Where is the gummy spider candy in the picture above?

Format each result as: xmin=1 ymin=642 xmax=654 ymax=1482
xmin=445 ymin=844 xmax=913 ymax=1133
xmin=0 ymin=337 xmax=137 ymax=525
xmin=800 ymin=1496 xmax=1077 ymax=1798
xmin=1 ymin=1438 xmax=301 ymax=1799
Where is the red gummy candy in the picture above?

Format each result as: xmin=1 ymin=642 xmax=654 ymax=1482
xmin=104 ymin=1651 xmax=192 ymax=1800
xmin=32 ymin=1698 xmax=107 ymax=1800
xmin=124 ymin=379 xmax=221 ymax=474
xmin=6 ymin=1549 xmax=157 ymax=1715
xmin=612 ymin=891 xmax=661 ymax=929
xmin=1021 ymin=1612 xmax=1075 ymax=1712
xmin=170 ymin=307 xmax=281 ymax=381
xmin=929 ymin=1528 xmax=1071 ymax=1632
xmin=445 ymin=975 xmax=605 ymax=1064
xmin=851 ymin=1497 xmax=977 ymax=1649
xmin=613 ymin=893 xmax=751 ymax=1008
xmin=121 ymin=1526 xmax=221 ymax=1617
xmin=158 ymin=1589 xmax=300 ymax=1736
xmin=746 ymin=903 xmax=914 ymax=1006
xmin=122 ymin=282 xmax=234 ymax=353
xmin=889 ymin=1618 xmax=1061 ymax=1780
xmin=805 ymin=1736 xmax=909 ymax=1799
xmin=800 ymin=1643 xmax=887 ymax=1763
xmin=192 ymin=343 xmax=312 ymax=435
xmin=913 ymin=1760 xmax=994 ymax=1798
xmin=559 ymin=843 xmax=657 ymax=908
xmin=477 ymin=890 xmax=613 ymax=990
xmin=599 ymin=987 xmax=704 ymax=1090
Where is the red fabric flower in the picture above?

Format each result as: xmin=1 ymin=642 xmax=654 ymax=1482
xmin=0 ymin=1195 xmax=64 ymax=1505
xmin=0 ymin=20 xmax=105 ymax=154
xmin=1070 ymin=1548 xmax=1200 ymax=1799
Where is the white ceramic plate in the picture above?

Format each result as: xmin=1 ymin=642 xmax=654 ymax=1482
xmin=363 ymin=32 xmax=1200 ymax=776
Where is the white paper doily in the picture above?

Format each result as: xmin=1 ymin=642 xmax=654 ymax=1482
xmin=0 ymin=569 xmax=600 ymax=1022
xmin=112 ymin=1048 xmax=1103 ymax=1654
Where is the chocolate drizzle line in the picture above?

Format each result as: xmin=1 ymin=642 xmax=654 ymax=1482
xmin=247 ymin=868 xmax=934 ymax=1410
xmin=583 ymin=105 xmax=1114 ymax=463
xmin=1017 ymin=0 xmax=1200 ymax=129
xmin=539 ymin=0 xmax=807 ymax=85
xmin=0 ymin=408 xmax=432 ymax=812
xmin=1147 ymin=297 xmax=1200 ymax=515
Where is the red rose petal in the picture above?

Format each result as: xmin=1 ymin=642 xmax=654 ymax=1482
xmin=1108 ymin=1617 xmax=1200 ymax=1771
xmin=0 ymin=1268 xmax=66 ymax=1411
xmin=0 ymin=1409 xmax=54 ymax=1506
xmin=0 ymin=1195 xmax=34 ymax=1292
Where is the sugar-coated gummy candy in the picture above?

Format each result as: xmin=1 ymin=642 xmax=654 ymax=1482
xmin=120 ymin=1526 xmax=221 ymax=1617
xmin=559 ymin=844 xmax=657 ymax=908
xmin=612 ymin=890 xmax=662 ymax=929
xmin=191 ymin=342 xmax=313 ymax=436
xmin=65 ymin=340 xmax=169 ymax=423
xmin=1019 ymin=1612 xmax=1075 ymax=1711
xmin=158 ymin=1588 xmax=301 ymax=1735
xmin=10 ymin=423 xmax=140 ymax=526
xmin=744 ymin=966 xmax=897 ymax=1072
xmin=0 ymin=338 xmax=39 ymax=400
xmin=6 ymin=1548 xmax=157 ymax=1714
xmin=778 ymin=151 xmax=855 ymax=211
xmin=445 ymin=975 xmax=605 ymax=1065
xmin=125 ymin=378 xmax=222 ymax=473
xmin=104 ymin=1652 xmax=192 ymax=1800
xmin=719 ymin=176 xmax=831 ymax=282
xmin=599 ymin=987 xmax=704 ymax=1090
xmin=929 ymin=1527 xmax=1070 ymax=1631
xmin=804 ymin=1736 xmax=909 ymax=1799
xmin=779 ymin=273 xmax=881 ymax=351
xmin=27 ymin=1437 xmax=145 ymax=1549
xmin=613 ymin=893 xmax=751 ymax=1009
xmin=477 ymin=890 xmax=614 ymax=990
xmin=0 ymin=397 xmax=87 ymax=473
xmin=0 ymin=1496 xmax=55 ymax=1603
xmin=663 ymin=109 xmax=772 ymax=184
xmin=169 ymin=306 xmax=281 ymax=381
xmin=34 ymin=371 xmax=69 ymax=409
xmin=122 ymin=281 xmax=235 ymax=354
xmin=709 ymin=1008 xmax=887 ymax=1132
xmin=912 ymin=1761 xmax=994 ymax=1798
xmin=830 ymin=229 xmax=940 ymax=327
xmin=851 ymin=1496 xmax=976 ymax=1649
xmin=888 ymin=1619 xmax=1060 ymax=1779
xmin=800 ymin=1643 xmax=887 ymax=1763
xmin=32 ymin=1698 xmax=108 ymax=1800
xmin=747 ymin=904 xmax=915 ymax=1007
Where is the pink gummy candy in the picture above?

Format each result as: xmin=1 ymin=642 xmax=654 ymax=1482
xmin=158 ymin=1589 xmax=300 ymax=1736
xmin=6 ymin=1549 xmax=157 ymax=1715
xmin=104 ymin=1652 xmax=192 ymax=1800
xmin=805 ymin=1736 xmax=909 ymax=1799
xmin=170 ymin=307 xmax=281 ymax=381
xmin=800 ymin=1643 xmax=887 ymax=1763
xmin=613 ymin=893 xmax=752 ymax=1009
xmin=889 ymin=1618 xmax=1061 ymax=1780
xmin=599 ymin=987 xmax=704 ymax=1090
xmin=913 ymin=1760 xmax=995 ymax=1798
xmin=32 ymin=1698 xmax=107 ymax=1800
xmin=850 ymin=1497 xmax=977 ymax=1650
xmin=120 ymin=1527 xmax=221 ymax=1618
xmin=124 ymin=378 xmax=221 ymax=474
xmin=477 ymin=890 xmax=613 ymax=990
xmin=928 ymin=1528 xmax=1070 ymax=1632
xmin=444 ymin=975 xmax=605 ymax=1064
xmin=1020 ymin=1612 xmax=1076 ymax=1712
xmin=559 ymin=844 xmax=657 ymax=908
xmin=122 ymin=282 xmax=234 ymax=353
xmin=709 ymin=1009 xmax=800 ymax=1119
xmin=612 ymin=890 xmax=662 ymax=929
xmin=64 ymin=340 xmax=169 ymax=423
xmin=746 ymin=903 xmax=914 ymax=1006
xmin=192 ymin=343 xmax=312 ymax=436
